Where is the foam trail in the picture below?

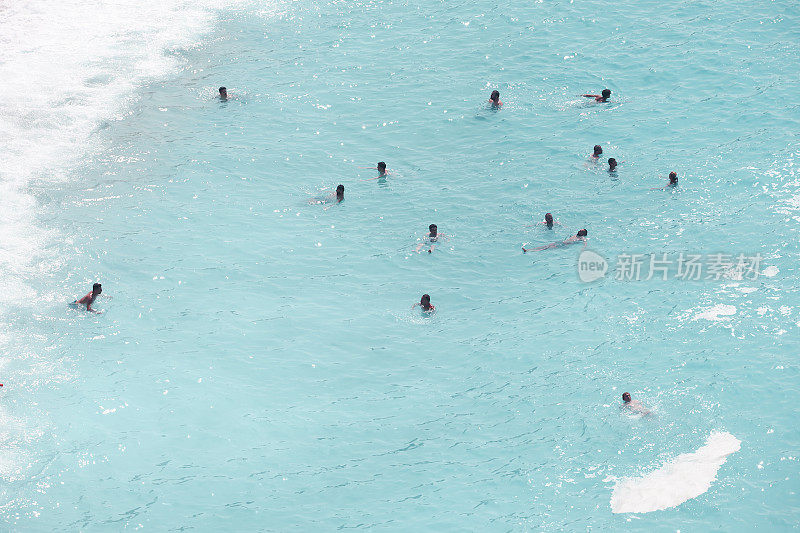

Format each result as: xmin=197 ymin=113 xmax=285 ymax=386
xmin=0 ymin=0 xmax=247 ymax=485
xmin=610 ymin=431 xmax=741 ymax=514
xmin=0 ymin=0 xmax=248 ymax=311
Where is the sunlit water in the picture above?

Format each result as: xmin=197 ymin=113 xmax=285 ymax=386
xmin=1 ymin=0 xmax=799 ymax=529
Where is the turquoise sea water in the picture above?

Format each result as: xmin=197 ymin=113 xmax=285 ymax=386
xmin=2 ymin=0 xmax=800 ymax=529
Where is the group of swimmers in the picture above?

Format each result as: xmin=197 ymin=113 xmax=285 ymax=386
xmin=63 ymin=86 xmax=665 ymax=412
xmin=230 ymin=86 xmax=676 ymax=321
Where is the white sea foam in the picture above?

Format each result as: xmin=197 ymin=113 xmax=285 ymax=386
xmin=0 ymin=0 xmax=245 ymax=482
xmin=610 ymin=431 xmax=741 ymax=514
xmin=0 ymin=0 xmax=245 ymax=310
xmin=692 ymin=304 xmax=737 ymax=321
xmin=762 ymin=265 xmax=779 ymax=277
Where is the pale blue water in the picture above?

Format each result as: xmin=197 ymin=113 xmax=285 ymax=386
xmin=2 ymin=0 xmax=800 ymax=530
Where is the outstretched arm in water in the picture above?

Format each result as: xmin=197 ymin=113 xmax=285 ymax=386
xmin=360 ymin=171 xmax=391 ymax=182
xmin=523 ymin=242 xmax=559 ymax=253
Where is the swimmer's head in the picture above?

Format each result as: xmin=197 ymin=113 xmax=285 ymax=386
xmin=377 ymin=161 xmax=387 ymax=173
xmin=669 ymin=171 xmax=678 ymax=184
xmin=593 ymin=145 xmax=603 ymax=156
xmin=429 ymin=224 xmax=437 ymax=235
xmin=219 ymin=86 xmax=227 ymax=98
xmin=608 ymin=158 xmax=617 ymax=169
xmin=336 ymin=184 xmax=345 ymax=198
xmin=622 ymin=392 xmax=631 ymax=403
xmin=601 ymin=89 xmax=611 ymax=100
xmin=577 ymin=229 xmax=588 ymax=237
xmin=92 ymin=283 xmax=102 ymax=295
xmin=420 ymin=293 xmax=432 ymax=309
xmin=490 ymin=90 xmax=500 ymax=103
xmin=544 ymin=213 xmax=554 ymax=227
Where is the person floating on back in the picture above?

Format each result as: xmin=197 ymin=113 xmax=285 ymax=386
xmin=413 ymin=294 xmax=435 ymax=313
xmin=592 ymin=145 xmax=603 ymax=159
xmin=489 ymin=90 xmax=502 ymax=107
xmin=416 ymin=224 xmax=442 ymax=253
xmin=652 ymin=172 xmax=679 ymax=190
xmin=582 ymin=88 xmax=611 ymax=102
xmin=218 ymin=87 xmax=228 ymax=100
xmin=622 ymin=392 xmax=651 ymax=415
xmin=523 ymin=229 xmax=587 ymax=252
xmin=73 ymin=283 xmax=102 ymax=313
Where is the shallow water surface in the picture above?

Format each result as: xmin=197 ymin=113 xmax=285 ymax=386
xmin=1 ymin=0 xmax=799 ymax=530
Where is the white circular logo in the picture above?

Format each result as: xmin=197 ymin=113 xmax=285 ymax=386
xmin=577 ymin=250 xmax=608 ymax=282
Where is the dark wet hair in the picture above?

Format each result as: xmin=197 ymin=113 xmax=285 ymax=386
xmin=429 ymin=224 xmax=437 ymax=232
xmin=490 ymin=90 xmax=500 ymax=102
xmin=577 ymin=229 xmax=588 ymax=237
xmin=601 ymin=88 xmax=611 ymax=99
xmin=608 ymin=158 xmax=617 ymax=167
xmin=593 ymin=145 xmax=603 ymax=155
xmin=377 ymin=162 xmax=386 ymax=171
xmin=544 ymin=213 xmax=553 ymax=225
xmin=669 ymin=171 xmax=678 ymax=183
xmin=622 ymin=392 xmax=631 ymax=402
xmin=219 ymin=86 xmax=227 ymax=93
xmin=336 ymin=184 xmax=344 ymax=193
xmin=420 ymin=294 xmax=431 ymax=308
xmin=93 ymin=283 xmax=102 ymax=292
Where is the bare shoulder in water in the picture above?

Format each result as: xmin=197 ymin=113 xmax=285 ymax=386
xmin=415 ymin=224 xmax=446 ymax=253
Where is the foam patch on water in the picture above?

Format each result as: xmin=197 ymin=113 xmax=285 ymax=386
xmin=762 ymin=266 xmax=779 ymax=277
xmin=692 ymin=304 xmax=736 ymax=321
xmin=610 ymin=431 xmax=741 ymax=514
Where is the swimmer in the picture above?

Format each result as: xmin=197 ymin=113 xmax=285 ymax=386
xmin=523 ymin=229 xmax=587 ymax=252
xmin=621 ymin=392 xmax=651 ymax=415
xmin=608 ymin=157 xmax=622 ymax=172
xmin=526 ymin=213 xmax=559 ymax=228
xmin=591 ymin=145 xmax=603 ymax=159
xmin=413 ymin=294 xmax=435 ymax=312
xmin=309 ymin=185 xmax=344 ymax=207
xmin=489 ymin=90 xmax=502 ymax=107
xmin=415 ymin=224 xmax=442 ymax=253
xmin=361 ymin=161 xmax=390 ymax=180
xmin=651 ymin=172 xmax=678 ymax=190
xmin=322 ymin=185 xmax=344 ymax=210
xmin=218 ymin=86 xmax=228 ymax=100
xmin=73 ymin=283 xmax=102 ymax=313
xmin=582 ymin=88 xmax=611 ymax=103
